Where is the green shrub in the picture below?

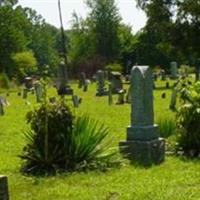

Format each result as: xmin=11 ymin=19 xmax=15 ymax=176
xmin=176 ymin=81 xmax=200 ymax=157
xmin=0 ymin=73 xmax=10 ymax=89
xmin=66 ymin=115 xmax=119 ymax=171
xmin=105 ymin=63 xmax=122 ymax=72
xmin=20 ymin=100 xmax=74 ymax=175
xmin=157 ymin=117 xmax=176 ymax=138
xmin=20 ymin=101 xmax=119 ymax=175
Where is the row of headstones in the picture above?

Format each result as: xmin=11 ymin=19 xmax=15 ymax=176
xmin=95 ymin=70 xmax=129 ymax=104
xmin=78 ymin=70 xmax=125 ymax=94
xmin=95 ymin=69 xmax=178 ymax=106
xmin=153 ymin=62 xmax=179 ymax=81
xmin=96 ymin=70 xmax=124 ymax=95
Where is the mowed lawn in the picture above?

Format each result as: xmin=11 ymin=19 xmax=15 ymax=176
xmin=0 ymin=80 xmax=200 ymax=200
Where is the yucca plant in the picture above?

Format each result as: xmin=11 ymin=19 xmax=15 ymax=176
xmin=65 ymin=115 xmax=119 ymax=170
xmin=20 ymin=103 xmax=119 ymax=175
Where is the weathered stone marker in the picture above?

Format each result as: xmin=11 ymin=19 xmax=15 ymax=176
xmin=23 ymin=77 xmax=34 ymax=99
xmin=96 ymin=70 xmax=107 ymax=96
xmin=119 ymin=66 xmax=165 ymax=165
xmin=78 ymin=72 xmax=86 ymax=88
xmin=72 ymin=95 xmax=79 ymax=108
xmin=110 ymin=72 xmax=123 ymax=94
xmin=0 ymin=175 xmax=9 ymax=200
xmin=169 ymin=89 xmax=177 ymax=110
xmin=34 ymin=81 xmax=43 ymax=103
xmin=170 ymin=61 xmax=178 ymax=79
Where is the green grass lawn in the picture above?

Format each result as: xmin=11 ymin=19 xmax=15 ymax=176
xmin=0 ymin=80 xmax=200 ymax=200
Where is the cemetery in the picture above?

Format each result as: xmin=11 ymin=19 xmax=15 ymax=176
xmin=0 ymin=0 xmax=200 ymax=200
xmin=1 ymin=69 xmax=200 ymax=199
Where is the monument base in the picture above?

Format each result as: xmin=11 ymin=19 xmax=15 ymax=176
xmin=119 ymin=138 xmax=165 ymax=166
xmin=57 ymin=85 xmax=73 ymax=95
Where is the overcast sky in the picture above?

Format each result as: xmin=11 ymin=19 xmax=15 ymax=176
xmin=18 ymin=0 xmax=146 ymax=32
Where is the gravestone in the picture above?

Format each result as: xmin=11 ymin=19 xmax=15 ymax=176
xmin=119 ymin=66 xmax=165 ymax=165
xmin=110 ymin=72 xmax=123 ymax=94
xmin=34 ymin=81 xmax=43 ymax=103
xmin=0 ymin=100 xmax=4 ymax=116
xmin=24 ymin=77 xmax=34 ymax=90
xmin=23 ymin=77 xmax=34 ymax=99
xmin=83 ymin=80 xmax=89 ymax=92
xmin=78 ymin=72 xmax=86 ymax=88
xmin=57 ymin=61 xmax=73 ymax=95
xmin=170 ymin=61 xmax=178 ymax=79
xmin=0 ymin=175 xmax=9 ymax=200
xmin=108 ymin=83 xmax=113 ymax=105
xmin=169 ymin=89 xmax=177 ymax=110
xmin=116 ymin=90 xmax=125 ymax=105
xmin=72 ymin=95 xmax=79 ymax=108
xmin=96 ymin=70 xmax=108 ymax=96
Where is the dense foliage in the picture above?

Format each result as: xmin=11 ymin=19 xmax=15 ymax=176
xmin=21 ymin=100 xmax=74 ymax=174
xmin=0 ymin=0 xmax=200 ymax=79
xmin=0 ymin=1 xmax=60 ymax=79
xmin=20 ymin=100 xmax=119 ymax=175
xmin=135 ymin=0 xmax=200 ymax=69
xmin=176 ymin=81 xmax=200 ymax=157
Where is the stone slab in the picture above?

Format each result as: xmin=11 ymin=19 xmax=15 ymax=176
xmin=119 ymin=138 xmax=165 ymax=166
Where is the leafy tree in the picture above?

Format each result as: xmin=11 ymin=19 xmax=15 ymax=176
xmin=175 ymin=0 xmax=200 ymax=64
xmin=117 ymin=24 xmax=136 ymax=72
xmin=12 ymin=51 xmax=37 ymax=79
xmin=86 ymin=0 xmax=121 ymax=62
xmin=0 ymin=4 xmax=29 ymax=76
xmin=135 ymin=0 xmax=200 ymax=67
xmin=132 ymin=0 xmax=178 ymax=68
xmin=69 ymin=12 xmax=95 ymax=64
xmin=23 ymin=8 xmax=59 ymax=76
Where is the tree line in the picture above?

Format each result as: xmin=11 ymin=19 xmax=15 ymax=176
xmin=0 ymin=0 xmax=199 ymax=81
